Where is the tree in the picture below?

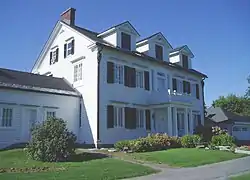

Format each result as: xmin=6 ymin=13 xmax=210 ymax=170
xmin=245 ymin=75 xmax=250 ymax=98
xmin=212 ymin=94 xmax=250 ymax=116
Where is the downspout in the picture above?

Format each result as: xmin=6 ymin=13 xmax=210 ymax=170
xmin=97 ymin=46 xmax=103 ymax=148
xmin=201 ymin=77 xmax=206 ymax=125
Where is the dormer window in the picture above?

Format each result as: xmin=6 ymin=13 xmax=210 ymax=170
xmin=49 ymin=48 xmax=59 ymax=65
xmin=121 ymin=32 xmax=131 ymax=50
xmin=64 ymin=39 xmax=75 ymax=58
xmin=182 ymin=54 xmax=188 ymax=69
xmin=155 ymin=44 xmax=163 ymax=60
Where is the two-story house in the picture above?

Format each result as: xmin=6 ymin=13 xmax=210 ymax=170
xmin=0 ymin=8 xmax=207 ymax=148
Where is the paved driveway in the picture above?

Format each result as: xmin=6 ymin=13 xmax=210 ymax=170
xmin=129 ymin=156 xmax=250 ymax=180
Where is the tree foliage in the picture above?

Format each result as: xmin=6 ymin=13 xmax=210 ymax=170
xmin=212 ymin=94 xmax=250 ymax=116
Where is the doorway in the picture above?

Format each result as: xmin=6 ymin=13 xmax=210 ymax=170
xmin=23 ymin=108 xmax=37 ymax=141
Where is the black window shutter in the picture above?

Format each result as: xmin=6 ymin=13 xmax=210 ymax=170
xmin=64 ymin=44 xmax=67 ymax=58
xmin=172 ymin=78 xmax=177 ymax=91
xmin=131 ymin=108 xmax=136 ymax=129
xmin=196 ymin=84 xmax=200 ymax=99
xmin=107 ymin=105 xmax=114 ymax=128
xmin=71 ymin=39 xmax=75 ymax=55
xmin=131 ymin=68 xmax=136 ymax=88
xmin=55 ymin=48 xmax=59 ymax=62
xmin=187 ymin=82 xmax=191 ymax=94
xmin=145 ymin=109 xmax=151 ymax=130
xmin=125 ymin=107 xmax=130 ymax=129
xmin=49 ymin=51 xmax=52 ymax=65
xmin=183 ymin=81 xmax=186 ymax=93
xmin=144 ymin=71 xmax=150 ymax=91
xmin=107 ymin=62 xmax=114 ymax=83
xmin=124 ymin=66 xmax=129 ymax=87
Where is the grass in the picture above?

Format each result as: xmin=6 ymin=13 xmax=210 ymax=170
xmin=0 ymin=149 xmax=156 ymax=180
xmin=111 ymin=148 xmax=247 ymax=167
xmin=231 ymin=173 xmax=250 ymax=180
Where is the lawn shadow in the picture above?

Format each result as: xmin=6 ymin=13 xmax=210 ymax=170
xmin=67 ymin=152 xmax=109 ymax=162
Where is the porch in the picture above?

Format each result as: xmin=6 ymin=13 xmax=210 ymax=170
xmin=150 ymin=104 xmax=202 ymax=137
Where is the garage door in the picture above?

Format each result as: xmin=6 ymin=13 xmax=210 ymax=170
xmin=232 ymin=125 xmax=250 ymax=141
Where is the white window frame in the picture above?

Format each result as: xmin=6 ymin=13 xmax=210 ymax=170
xmin=114 ymin=63 xmax=124 ymax=84
xmin=0 ymin=107 xmax=13 ymax=127
xmin=74 ymin=63 xmax=83 ymax=82
xmin=136 ymin=109 xmax=145 ymax=128
xmin=113 ymin=106 xmax=124 ymax=128
xmin=136 ymin=69 xmax=144 ymax=88
xmin=66 ymin=41 xmax=73 ymax=56
xmin=157 ymin=72 xmax=166 ymax=91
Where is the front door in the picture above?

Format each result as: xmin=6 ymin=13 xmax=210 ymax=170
xmin=177 ymin=112 xmax=185 ymax=136
xmin=23 ymin=108 xmax=37 ymax=141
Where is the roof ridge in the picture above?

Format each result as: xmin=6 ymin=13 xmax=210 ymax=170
xmin=0 ymin=67 xmax=63 ymax=80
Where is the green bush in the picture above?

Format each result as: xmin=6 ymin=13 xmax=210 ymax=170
xmin=210 ymin=133 xmax=235 ymax=147
xmin=181 ymin=135 xmax=202 ymax=148
xmin=114 ymin=140 xmax=131 ymax=151
xmin=212 ymin=126 xmax=227 ymax=135
xmin=114 ymin=133 xmax=179 ymax=152
xmin=26 ymin=117 xmax=77 ymax=162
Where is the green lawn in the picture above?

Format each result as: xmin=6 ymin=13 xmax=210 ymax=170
xmin=231 ymin=173 xmax=250 ymax=180
xmin=127 ymin=148 xmax=247 ymax=167
xmin=0 ymin=149 xmax=156 ymax=180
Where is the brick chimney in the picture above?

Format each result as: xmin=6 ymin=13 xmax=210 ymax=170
xmin=60 ymin=8 xmax=76 ymax=26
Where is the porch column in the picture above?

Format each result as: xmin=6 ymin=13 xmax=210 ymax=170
xmin=167 ymin=106 xmax=172 ymax=136
xmin=184 ymin=108 xmax=189 ymax=135
xmin=173 ymin=107 xmax=178 ymax=136
xmin=190 ymin=110 xmax=193 ymax=134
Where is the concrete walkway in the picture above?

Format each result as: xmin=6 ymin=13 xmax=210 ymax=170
xmin=128 ymin=156 xmax=250 ymax=180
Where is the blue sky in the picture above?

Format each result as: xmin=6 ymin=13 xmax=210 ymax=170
xmin=1 ymin=0 xmax=249 ymax=106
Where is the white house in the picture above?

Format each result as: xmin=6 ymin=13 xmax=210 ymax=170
xmin=0 ymin=7 xmax=207 ymax=148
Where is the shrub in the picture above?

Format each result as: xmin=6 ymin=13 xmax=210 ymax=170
xmin=114 ymin=140 xmax=131 ymax=151
xmin=181 ymin=135 xmax=202 ymax=148
xmin=114 ymin=133 xmax=173 ymax=152
xmin=210 ymin=133 xmax=235 ymax=147
xmin=26 ymin=117 xmax=77 ymax=162
xmin=169 ymin=136 xmax=182 ymax=148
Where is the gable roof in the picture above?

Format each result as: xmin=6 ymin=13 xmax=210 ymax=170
xmin=98 ymin=21 xmax=140 ymax=37
xmin=170 ymin=45 xmax=194 ymax=58
xmin=0 ymin=68 xmax=79 ymax=97
xmin=206 ymin=107 xmax=250 ymax=123
xmin=32 ymin=20 xmax=207 ymax=78
xmin=136 ymin=32 xmax=173 ymax=49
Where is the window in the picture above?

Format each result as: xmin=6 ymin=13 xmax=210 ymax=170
xmin=183 ymin=81 xmax=191 ymax=94
xmin=157 ymin=77 xmax=165 ymax=91
xmin=114 ymin=107 xmax=123 ymax=128
xmin=192 ymin=113 xmax=201 ymax=129
xmin=196 ymin=84 xmax=200 ymax=99
xmin=242 ymin=127 xmax=248 ymax=131
xmin=46 ymin=111 xmax=56 ymax=119
xmin=50 ymin=48 xmax=59 ymax=65
xmin=172 ymin=78 xmax=177 ymax=91
xmin=1 ymin=108 xmax=13 ymax=127
xmin=155 ymin=44 xmax=163 ymax=60
xmin=121 ymin=32 xmax=131 ymax=50
xmin=74 ymin=63 xmax=82 ymax=82
xmin=233 ymin=126 xmax=240 ymax=131
xmin=136 ymin=109 xmax=144 ymax=128
xmin=136 ymin=70 xmax=144 ymax=88
xmin=182 ymin=54 xmax=188 ymax=69
xmin=114 ymin=64 xmax=124 ymax=84
xmin=64 ymin=39 xmax=75 ymax=58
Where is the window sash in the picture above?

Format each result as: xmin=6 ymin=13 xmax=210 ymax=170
xmin=114 ymin=107 xmax=123 ymax=128
xmin=74 ymin=63 xmax=82 ymax=82
xmin=136 ymin=70 xmax=144 ymax=88
xmin=136 ymin=109 xmax=144 ymax=128
xmin=67 ymin=42 xmax=73 ymax=55
xmin=114 ymin=64 xmax=124 ymax=84
xmin=121 ymin=32 xmax=131 ymax=50
xmin=155 ymin=45 xmax=163 ymax=60
xmin=1 ymin=108 xmax=13 ymax=127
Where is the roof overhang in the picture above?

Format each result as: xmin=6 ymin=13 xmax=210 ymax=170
xmin=170 ymin=45 xmax=194 ymax=58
